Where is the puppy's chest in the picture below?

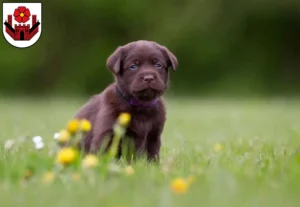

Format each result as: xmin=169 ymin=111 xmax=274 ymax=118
xmin=127 ymin=115 xmax=153 ymax=138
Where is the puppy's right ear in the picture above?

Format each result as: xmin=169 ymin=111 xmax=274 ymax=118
xmin=106 ymin=47 xmax=123 ymax=74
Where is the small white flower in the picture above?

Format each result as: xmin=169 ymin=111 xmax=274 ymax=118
xmin=4 ymin=139 xmax=15 ymax=150
xmin=32 ymin=136 xmax=43 ymax=144
xmin=35 ymin=142 xmax=44 ymax=150
xmin=53 ymin=132 xmax=60 ymax=140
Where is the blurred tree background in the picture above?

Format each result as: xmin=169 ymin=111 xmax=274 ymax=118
xmin=1 ymin=0 xmax=300 ymax=97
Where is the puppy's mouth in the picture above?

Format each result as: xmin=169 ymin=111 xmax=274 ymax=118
xmin=132 ymin=88 xmax=162 ymax=102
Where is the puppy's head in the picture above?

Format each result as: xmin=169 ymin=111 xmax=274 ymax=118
xmin=106 ymin=40 xmax=178 ymax=102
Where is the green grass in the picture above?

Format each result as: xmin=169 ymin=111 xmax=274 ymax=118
xmin=1 ymin=96 xmax=300 ymax=207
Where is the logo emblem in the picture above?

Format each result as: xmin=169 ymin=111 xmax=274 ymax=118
xmin=2 ymin=3 xmax=42 ymax=48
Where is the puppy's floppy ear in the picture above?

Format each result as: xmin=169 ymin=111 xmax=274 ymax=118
xmin=160 ymin=46 xmax=178 ymax=71
xmin=106 ymin=46 xmax=123 ymax=74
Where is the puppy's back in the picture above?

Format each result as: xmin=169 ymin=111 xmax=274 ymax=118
xmin=74 ymin=94 xmax=102 ymax=122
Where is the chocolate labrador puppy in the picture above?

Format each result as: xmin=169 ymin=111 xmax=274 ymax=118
xmin=74 ymin=40 xmax=178 ymax=162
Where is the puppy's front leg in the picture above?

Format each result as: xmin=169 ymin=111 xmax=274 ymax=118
xmin=90 ymin=129 xmax=114 ymax=154
xmin=146 ymin=118 xmax=165 ymax=163
xmin=146 ymin=135 xmax=161 ymax=163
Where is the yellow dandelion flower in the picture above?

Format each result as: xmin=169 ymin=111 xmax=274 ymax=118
xmin=80 ymin=119 xmax=92 ymax=132
xmin=124 ymin=166 xmax=135 ymax=176
xmin=170 ymin=178 xmax=189 ymax=194
xmin=117 ymin=113 xmax=131 ymax=127
xmin=213 ymin=143 xmax=223 ymax=152
xmin=72 ymin=173 xmax=81 ymax=181
xmin=67 ymin=119 xmax=80 ymax=134
xmin=57 ymin=129 xmax=71 ymax=144
xmin=82 ymin=154 xmax=99 ymax=169
xmin=56 ymin=147 xmax=78 ymax=165
xmin=42 ymin=171 xmax=55 ymax=184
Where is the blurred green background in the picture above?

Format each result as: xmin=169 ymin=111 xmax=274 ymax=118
xmin=1 ymin=0 xmax=300 ymax=98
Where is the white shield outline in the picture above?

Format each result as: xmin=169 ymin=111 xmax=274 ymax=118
xmin=2 ymin=2 xmax=42 ymax=48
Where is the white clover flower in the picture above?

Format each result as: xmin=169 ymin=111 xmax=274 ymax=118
xmin=35 ymin=142 xmax=44 ymax=150
xmin=32 ymin=136 xmax=43 ymax=144
xmin=4 ymin=139 xmax=15 ymax=150
xmin=53 ymin=132 xmax=60 ymax=140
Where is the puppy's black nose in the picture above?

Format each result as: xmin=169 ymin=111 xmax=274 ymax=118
xmin=143 ymin=75 xmax=154 ymax=83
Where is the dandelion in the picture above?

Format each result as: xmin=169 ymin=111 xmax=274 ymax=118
xmin=108 ymin=113 xmax=131 ymax=158
xmin=67 ymin=119 xmax=80 ymax=134
xmin=57 ymin=129 xmax=71 ymax=144
xmin=170 ymin=178 xmax=189 ymax=194
xmin=113 ymin=125 xmax=126 ymax=137
xmin=80 ymin=119 xmax=92 ymax=132
xmin=109 ymin=127 xmax=125 ymax=157
xmin=124 ymin=166 xmax=134 ymax=176
xmin=4 ymin=139 xmax=15 ymax=150
xmin=32 ymin=136 xmax=43 ymax=144
xmin=82 ymin=154 xmax=99 ymax=169
xmin=56 ymin=147 xmax=78 ymax=165
xmin=117 ymin=112 xmax=131 ymax=127
xmin=42 ymin=171 xmax=55 ymax=184
xmin=213 ymin=143 xmax=223 ymax=152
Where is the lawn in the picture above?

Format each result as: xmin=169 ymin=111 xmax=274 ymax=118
xmin=0 ymin=96 xmax=300 ymax=207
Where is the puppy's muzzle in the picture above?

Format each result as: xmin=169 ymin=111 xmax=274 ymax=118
xmin=143 ymin=74 xmax=155 ymax=83
xmin=139 ymin=72 xmax=158 ymax=83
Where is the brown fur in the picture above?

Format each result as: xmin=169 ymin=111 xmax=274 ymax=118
xmin=74 ymin=40 xmax=178 ymax=162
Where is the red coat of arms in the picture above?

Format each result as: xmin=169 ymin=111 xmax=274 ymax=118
xmin=2 ymin=3 xmax=42 ymax=48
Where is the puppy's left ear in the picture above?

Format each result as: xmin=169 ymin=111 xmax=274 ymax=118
xmin=161 ymin=46 xmax=178 ymax=71
xmin=106 ymin=46 xmax=123 ymax=74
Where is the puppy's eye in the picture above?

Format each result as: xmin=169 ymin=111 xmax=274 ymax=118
xmin=154 ymin=63 xmax=162 ymax=69
xmin=129 ymin=64 xmax=138 ymax=70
